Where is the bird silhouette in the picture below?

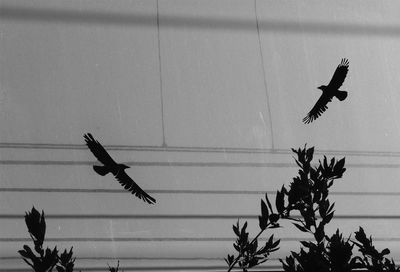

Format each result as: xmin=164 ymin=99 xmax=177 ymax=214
xmin=84 ymin=133 xmax=156 ymax=204
xmin=303 ymin=58 xmax=349 ymax=124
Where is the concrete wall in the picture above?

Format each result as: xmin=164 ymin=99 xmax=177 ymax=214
xmin=1 ymin=1 xmax=400 ymax=271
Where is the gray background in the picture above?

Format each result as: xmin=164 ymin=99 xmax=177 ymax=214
xmin=1 ymin=0 xmax=400 ymax=271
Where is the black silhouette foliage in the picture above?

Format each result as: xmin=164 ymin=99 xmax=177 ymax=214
xmin=352 ymin=227 xmax=400 ymax=271
xmin=326 ymin=230 xmax=356 ymax=272
xmin=225 ymin=220 xmax=279 ymax=272
xmin=226 ymin=145 xmax=399 ymax=272
xmin=226 ymin=186 xmax=281 ymax=271
xmin=18 ymin=207 xmax=76 ymax=272
xmin=24 ymin=207 xmax=46 ymax=254
xmin=56 ymin=248 xmax=75 ymax=272
xmin=276 ymin=146 xmax=351 ymax=271
xmin=19 ymin=207 xmax=59 ymax=272
xmin=19 ymin=245 xmax=58 ymax=272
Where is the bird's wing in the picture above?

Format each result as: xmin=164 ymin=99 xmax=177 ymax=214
xmin=302 ymin=92 xmax=332 ymax=124
xmin=115 ymin=170 xmax=156 ymax=204
xmin=327 ymin=58 xmax=349 ymax=90
xmin=84 ymin=133 xmax=117 ymax=166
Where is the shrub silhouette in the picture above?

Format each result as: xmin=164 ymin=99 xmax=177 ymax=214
xmin=226 ymin=145 xmax=399 ymax=272
xmin=16 ymin=146 xmax=399 ymax=272
xmin=19 ymin=207 xmax=124 ymax=272
xmin=19 ymin=207 xmax=75 ymax=272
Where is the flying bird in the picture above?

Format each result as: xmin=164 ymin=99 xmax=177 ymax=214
xmin=84 ymin=133 xmax=156 ymax=204
xmin=303 ymin=58 xmax=349 ymax=124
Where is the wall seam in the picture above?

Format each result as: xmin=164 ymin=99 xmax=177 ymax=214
xmin=156 ymin=0 xmax=167 ymax=147
xmin=254 ymin=0 xmax=275 ymax=150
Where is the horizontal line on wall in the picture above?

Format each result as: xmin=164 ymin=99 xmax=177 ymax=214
xmin=1 ymin=187 xmax=400 ymax=196
xmin=1 ymin=160 xmax=400 ymax=168
xmin=0 ymin=237 xmax=303 ymax=242
xmin=0 ymin=214 xmax=263 ymax=220
xmin=0 ymin=268 xmax=279 ymax=272
xmin=0 ymin=262 xmax=379 ymax=272
xmin=1 ymin=214 xmax=400 ymax=220
xmin=0 ymin=268 xmax=370 ymax=272
xmin=1 ymin=236 xmax=399 ymax=243
xmin=0 ymin=266 xmax=282 ymax=272
xmin=1 ymin=142 xmax=400 ymax=157
xmin=0 ymin=160 xmax=295 ymax=167
xmin=0 ymin=256 xmax=224 ymax=261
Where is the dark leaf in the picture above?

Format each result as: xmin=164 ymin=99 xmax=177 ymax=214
xmin=381 ymin=248 xmax=390 ymax=256
xmin=259 ymin=216 xmax=267 ymax=230
xmin=276 ymin=189 xmax=285 ymax=215
xmin=261 ymin=200 xmax=269 ymax=220
xmin=323 ymin=211 xmax=334 ymax=225
xmin=233 ymin=221 xmax=240 ymax=236
xmin=334 ymin=157 xmax=346 ymax=173
xmin=300 ymin=241 xmax=313 ymax=248
xmin=306 ymin=147 xmax=314 ymax=163
xmin=265 ymin=194 xmax=273 ymax=213
xmin=241 ymin=222 xmax=248 ymax=237
xmin=269 ymin=213 xmax=280 ymax=224
xmin=225 ymin=254 xmax=235 ymax=266
xmin=293 ymin=223 xmax=309 ymax=233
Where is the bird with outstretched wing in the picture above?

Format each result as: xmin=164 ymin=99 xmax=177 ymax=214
xmin=303 ymin=58 xmax=349 ymax=124
xmin=84 ymin=133 xmax=156 ymax=204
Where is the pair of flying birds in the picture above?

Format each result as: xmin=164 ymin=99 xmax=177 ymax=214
xmin=85 ymin=58 xmax=349 ymax=204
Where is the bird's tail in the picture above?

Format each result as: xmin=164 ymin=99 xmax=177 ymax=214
xmin=335 ymin=90 xmax=348 ymax=101
xmin=93 ymin=165 xmax=109 ymax=176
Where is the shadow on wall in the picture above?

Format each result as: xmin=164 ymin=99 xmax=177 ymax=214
xmin=2 ymin=5 xmax=400 ymax=36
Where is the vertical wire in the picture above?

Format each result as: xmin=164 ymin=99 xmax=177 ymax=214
xmin=254 ymin=0 xmax=275 ymax=150
xmin=156 ymin=0 xmax=167 ymax=147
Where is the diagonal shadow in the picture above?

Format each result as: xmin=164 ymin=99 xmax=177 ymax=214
xmin=1 ymin=6 xmax=400 ymax=37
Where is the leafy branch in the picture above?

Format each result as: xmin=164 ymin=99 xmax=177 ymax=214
xmin=225 ymin=145 xmax=346 ymax=271
xmin=225 ymin=145 xmax=400 ymax=272
xmin=225 ymin=197 xmax=280 ymax=272
xmin=18 ymin=207 xmax=75 ymax=272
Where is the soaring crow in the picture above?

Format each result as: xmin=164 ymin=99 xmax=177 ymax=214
xmin=303 ymin=58 xmax=349 ymax=124
xmin=84 ymin=133 xmax=156 ymax=204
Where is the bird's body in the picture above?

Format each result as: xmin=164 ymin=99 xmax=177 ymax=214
xmin=84 ymin=133 xmax=156 ymax=204
xmin=303 ymin=58 xmax=349 ymax=124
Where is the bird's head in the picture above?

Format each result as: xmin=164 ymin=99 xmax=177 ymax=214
xmin=317 ymin=85 xmax=327 ymax=91
xmin=121 ymin=164 xmax=130 ymax=169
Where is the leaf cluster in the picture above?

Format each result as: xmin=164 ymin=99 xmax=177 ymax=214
xmin=226 ymin=145 xmax=399 ymax=272
xmin=282 ymin=230 xmax=359 ymax=272
xmin=225 ymin=220 xmax=279 ymax=272
xmin=279 ymin=147 xmax=399 ymax=272
xmin=352 ymin=227 xmax=400 ymax=272
xmin=18 ymin=207 xmax=75 ymax=272
xmin=225 ymin=169 xmax=283 ymax=271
